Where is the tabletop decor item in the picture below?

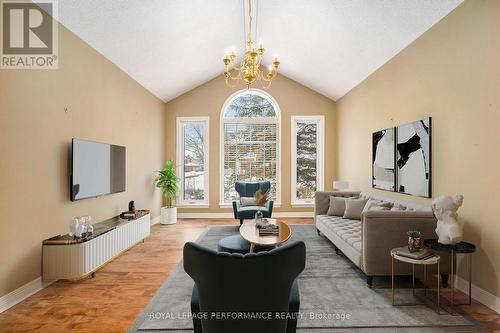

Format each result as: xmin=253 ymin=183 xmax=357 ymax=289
xmin=407 ymin=230 xmax=422 ymax=252
xmin=394 ymin=245 xmax=430 ymax=260
xmin=81 ymin=215 xmax=93 ymax=237
xmin=254 ymin=211 xmax=265 ymax=227
xmin=258 ymin=223 xmax=279 ymax=235
xmin=432 ymin=194 xmax=464 ymax=245
xmin=69 ymin=217 xmax=80 ymax=237
xmin=254 ymin=188 xmax=270 ymax=206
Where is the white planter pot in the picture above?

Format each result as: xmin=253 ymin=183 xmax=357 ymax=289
xmin=161 ymin=207 xmax=177 ymax=225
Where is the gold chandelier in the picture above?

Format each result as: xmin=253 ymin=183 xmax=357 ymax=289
xmin=223 ymin=0 xmax=280 ymax=89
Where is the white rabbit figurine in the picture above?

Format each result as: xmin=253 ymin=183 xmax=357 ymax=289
xmin=432 ymin=194 xmax=464 ymax=245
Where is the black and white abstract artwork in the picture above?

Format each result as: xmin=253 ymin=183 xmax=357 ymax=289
xmin=372 ymin=128 xmax=395 ymax=191
xmin=396 ymin=117 xmax=431 ymax=197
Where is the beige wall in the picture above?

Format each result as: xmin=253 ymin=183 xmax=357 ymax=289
xmin=165 ymin=74 xmax=337 ymax=213
xmin=0 ymin=25 xmax=165 ymax=296
xmin=336 ymin=0 xmax=500 ymax=297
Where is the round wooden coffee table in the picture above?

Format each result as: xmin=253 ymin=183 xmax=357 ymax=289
xmin=239 ymin=219 xmax=292 ymax=253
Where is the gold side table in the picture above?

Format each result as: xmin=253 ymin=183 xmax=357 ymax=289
xmin=391 ymin=247 xmax=441 ymax=314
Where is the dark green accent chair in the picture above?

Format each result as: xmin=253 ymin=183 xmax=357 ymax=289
xmin=232 ymin=181 xmax=274 ymax=225
xmin=184 ymin=241 xmax=305 ymax=333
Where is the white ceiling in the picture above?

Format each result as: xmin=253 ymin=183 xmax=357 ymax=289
xmin=54 ymin=0 xmax=463 ymax=102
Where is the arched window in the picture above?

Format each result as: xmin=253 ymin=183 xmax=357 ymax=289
xmin=220 ymin=89 xmax=281 ymax=205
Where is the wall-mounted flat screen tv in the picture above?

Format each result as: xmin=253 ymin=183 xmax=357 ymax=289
xmin=70 ymin=138 xmax=126 ymax=201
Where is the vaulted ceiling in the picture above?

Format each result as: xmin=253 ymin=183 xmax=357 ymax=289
xmin=55 ymin=0 xmax=463 ymax=102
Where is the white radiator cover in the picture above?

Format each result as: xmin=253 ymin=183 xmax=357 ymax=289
xmin=42 ymin=214 xmax=150 ymax=279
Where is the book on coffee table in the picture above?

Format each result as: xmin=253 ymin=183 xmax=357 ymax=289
xmin=258 ymin=224 xmax=279 ymax=235
xmin=393 ymin=246 xmax=431 ymax=260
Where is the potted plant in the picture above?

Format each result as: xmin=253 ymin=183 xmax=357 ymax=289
xmin=156 ymin=161 xmax=179 ymax=225
xmin=407 ymin=230 xmax=423 ymax=252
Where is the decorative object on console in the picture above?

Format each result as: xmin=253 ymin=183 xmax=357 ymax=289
xmin=407 ymin=230 xmax=423 ymax=252
xmin=432 ymin=194 xmax=464 ymax=245
xmin=333 ymin=180 xmax=349 ymax=190
xmin=70 ymin=215 xmax=93 ymax=238
xmin=156 ymin=161 xmax=179 ymax=225
xmin=128 ymin=200 xmax=135 ymax=212
xmin=396 ymin=117 xmax=432 ymax=197
xmin=69 ymin=216 xmax=79 ymax=237
xmin=120 ymin=211 xmax=137 ymax=220
xmin=372 ymin=128 xmax=396 ymax=191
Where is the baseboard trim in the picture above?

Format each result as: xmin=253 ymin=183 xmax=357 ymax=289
xmin=0 ymin=277 xmax=54 ymax=313
xmin=178 ymin=212 xmax=314 ymax=219
xmin=151 ymin=215 xmax=161 ymax=225
xmin=454 ymin=275 xmax=500 ymax=313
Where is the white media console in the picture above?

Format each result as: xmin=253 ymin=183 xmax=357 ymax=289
xmin=42 ymin=212 xmax=150 ymax=279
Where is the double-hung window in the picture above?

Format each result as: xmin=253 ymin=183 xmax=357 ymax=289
xmin=291 ymin=116 xmax=324 ymax=206
xmin=176 ymin=117 xmax=209 ymax=207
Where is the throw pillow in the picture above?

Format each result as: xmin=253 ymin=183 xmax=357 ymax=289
xmin=391 ymin=203 xmax=407 ymax=211
xmin=361 ymin=199 xmax=393 ymax=214
xmin=327 ymin=196 xmax=347 ymax=216
xmin=343 ymin=198 xmax=369 ymax=220
xmin=240 ymin=197 xmax=257 ymax=207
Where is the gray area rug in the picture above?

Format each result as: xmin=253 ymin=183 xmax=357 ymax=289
xmin=128 ymin=225 xmax=484 ymax=332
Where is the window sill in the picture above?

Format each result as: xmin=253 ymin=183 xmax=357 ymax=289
xmin=291 ymin=202 xmax=315 ymax=208
xmin=219 ymin=202 xmax=282 ymax=209
xmin=176 ymin=204 xmax=209 ymax=209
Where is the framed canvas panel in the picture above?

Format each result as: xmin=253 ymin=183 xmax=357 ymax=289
xmin=372 ymin=128 xmax=396 ymax=191
xmin=396 ymin=117 xmax=432 ymax=198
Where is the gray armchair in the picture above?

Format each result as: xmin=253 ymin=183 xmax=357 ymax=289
xmin=183 ymin=241 xmax=306 ymax=333
xmin=232 ymin=181 xmax=274 ymax=225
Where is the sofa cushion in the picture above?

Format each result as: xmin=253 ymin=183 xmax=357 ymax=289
xmin=236 ymin=206 xmax=270 ymax=219
xmin=362 ymin=198 xmax=393 ymax=213
xmin=316 ymin=215 xmax=362 ymax=252
xmin=240 ymin=197 xmax=257 ymax=207
xmin=327 ymin=196 xmax=346 ymax=216
xmin=343 ymin=198 xmax=368 ymax=220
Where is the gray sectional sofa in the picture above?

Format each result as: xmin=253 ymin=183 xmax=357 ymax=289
xmin=315 ymin=191 xmax=450 ymax=287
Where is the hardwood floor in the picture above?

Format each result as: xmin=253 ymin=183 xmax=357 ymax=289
xmin=0 ymin=218 xmax=498 ymax=333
